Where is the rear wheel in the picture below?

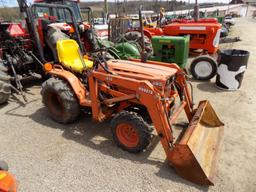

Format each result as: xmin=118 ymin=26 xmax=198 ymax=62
xmin=0 ymin=62 xmax=11 ymax=105
xmin=190 ymin=55 xmax=217 ymax=80
xmin=111 ymin=111 xmax=153 ymax=153
xmin=41 ymin=77 xmax=80 ymax=124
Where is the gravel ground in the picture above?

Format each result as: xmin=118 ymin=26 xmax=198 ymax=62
xmin=0 ymin=17 xmax=256 ymax=192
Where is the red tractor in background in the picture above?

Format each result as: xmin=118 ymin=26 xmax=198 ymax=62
xmin=32 ymin=0 xmax=102 ymax=54
xmin=171 ymin=18 xmax=219 ymax=24
xmin=33 ymin=0 xmax=110 ymax=51
xmin=143 ymin=22 xmax=221 ymax=55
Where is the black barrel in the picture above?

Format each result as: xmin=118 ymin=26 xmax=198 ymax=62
xmin=216 ymin=49 xmax=250 ymax=90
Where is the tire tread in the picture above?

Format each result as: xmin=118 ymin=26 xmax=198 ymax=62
xmin=111 ymin=111 xmax=153 ymax=153
xmin=41 ymin=77 xmax=80 ymax=124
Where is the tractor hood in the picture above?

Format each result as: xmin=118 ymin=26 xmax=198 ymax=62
xmin=102 ymin=60 xmax=178 ymax=89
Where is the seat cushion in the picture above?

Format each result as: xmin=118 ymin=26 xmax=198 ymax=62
xmin=57 ymin=39 xmax=93 ymax=73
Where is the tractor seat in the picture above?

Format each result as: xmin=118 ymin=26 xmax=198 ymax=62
xmin=57 ymin=39 xmax=93 ymax=73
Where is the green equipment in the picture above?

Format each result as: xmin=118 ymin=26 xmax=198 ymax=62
xmin=108 ymin=16 xmax=190 ymax=69
xmin=100 ymin=40 xmax=141 ymax=60
xmin=114 ymin=42 xmax=141 ymax=59
xmin=149 ymin=36 xmax=190 ymax=68
xmin=217 ymin=16 xmax=224 ymax=24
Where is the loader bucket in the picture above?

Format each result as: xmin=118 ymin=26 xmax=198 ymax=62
xmin=169 ymin=100 xmax=224 ymax=185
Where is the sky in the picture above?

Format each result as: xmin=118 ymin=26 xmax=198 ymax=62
xmin=2 ymin=0 xmax=231 ymax=8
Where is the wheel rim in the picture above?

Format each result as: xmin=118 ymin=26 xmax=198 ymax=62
xmin=116 ymin=123 xmax=139 ymax=148
xmin=194 ymin=61 xmax=213 ymax=78
xmin=47 ymin=91 xmax=65 ymax=116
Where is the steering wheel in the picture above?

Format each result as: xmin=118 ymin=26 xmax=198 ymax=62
xmin=90 ymin=46 xmax=112 ymax=74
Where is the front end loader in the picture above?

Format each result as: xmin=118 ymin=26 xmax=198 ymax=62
xmin=41 ymin=38 xmax=224 ymax=185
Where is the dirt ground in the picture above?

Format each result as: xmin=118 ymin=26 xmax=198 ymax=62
xmin=0 ymin=17 xmax=256 ymax=192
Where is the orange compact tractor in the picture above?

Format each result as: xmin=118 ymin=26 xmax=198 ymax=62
xmin=41 ymin=38 xmax=224 ymax=185
xmin=0 ymin=161 xmax=17 ymax=192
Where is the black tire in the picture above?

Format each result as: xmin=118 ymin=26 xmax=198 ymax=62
xmin=124 ymin=31 xmax=153 ymax=55
xmin=45 ymin=26 xmax=70 ymax=62
xmin=0 ymin=161 xmax=8 ymax=171
xmin=41 ymin=77 xmax=80 ymax=124
xmin=190 ymin=55 xmax=217 ymax=80
xmin=111 ymin=111 xmax=153 ymax=153
xmin=220 ymin=27 xmax=229 ymax=38
xmin=0 ymin=62 xmax=11 ymax=105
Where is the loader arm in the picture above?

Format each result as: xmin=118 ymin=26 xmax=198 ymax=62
xmin=48 ymin=66 xmax=179 ymax=149
xmin=90 ymin=70 xmax=193 ymax=157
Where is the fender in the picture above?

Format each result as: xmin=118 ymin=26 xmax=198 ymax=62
xmin=47 ymin=65 xmax=90 ymax=106
xmin=143 ymin=29 xmax=153 ymax=39
xmin=133 ymin=29 xmax=153 ymax=39
xmin=143 ymin=28 xmax=164 ymax=39
xmin=108 ymin=47 xmax=121 ymax=59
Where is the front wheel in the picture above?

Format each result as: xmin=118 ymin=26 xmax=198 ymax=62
xmin=190 ymin=55 xmax=217 ymax=80
xmin=111 ymin=111 xmax=153 ymax=153
xmin=41 ymin=77 xmax=80 ymax=124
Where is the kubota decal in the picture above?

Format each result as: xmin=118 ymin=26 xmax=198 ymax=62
xmin=106 ymin=76 xmax=113 ymax=82
xmin=138 ymin=87 xmax=153 ymax=95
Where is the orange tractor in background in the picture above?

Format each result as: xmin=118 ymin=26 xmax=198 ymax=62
xmin=41 ymin=37 xmax=224 ymax=185
xmin=151 ymin=23 xmax=221 ymax=55
xmin=140 ymin=21 xmax=222 ymax=81
xmin=130 ymin=3 xmax=222 ymax=81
